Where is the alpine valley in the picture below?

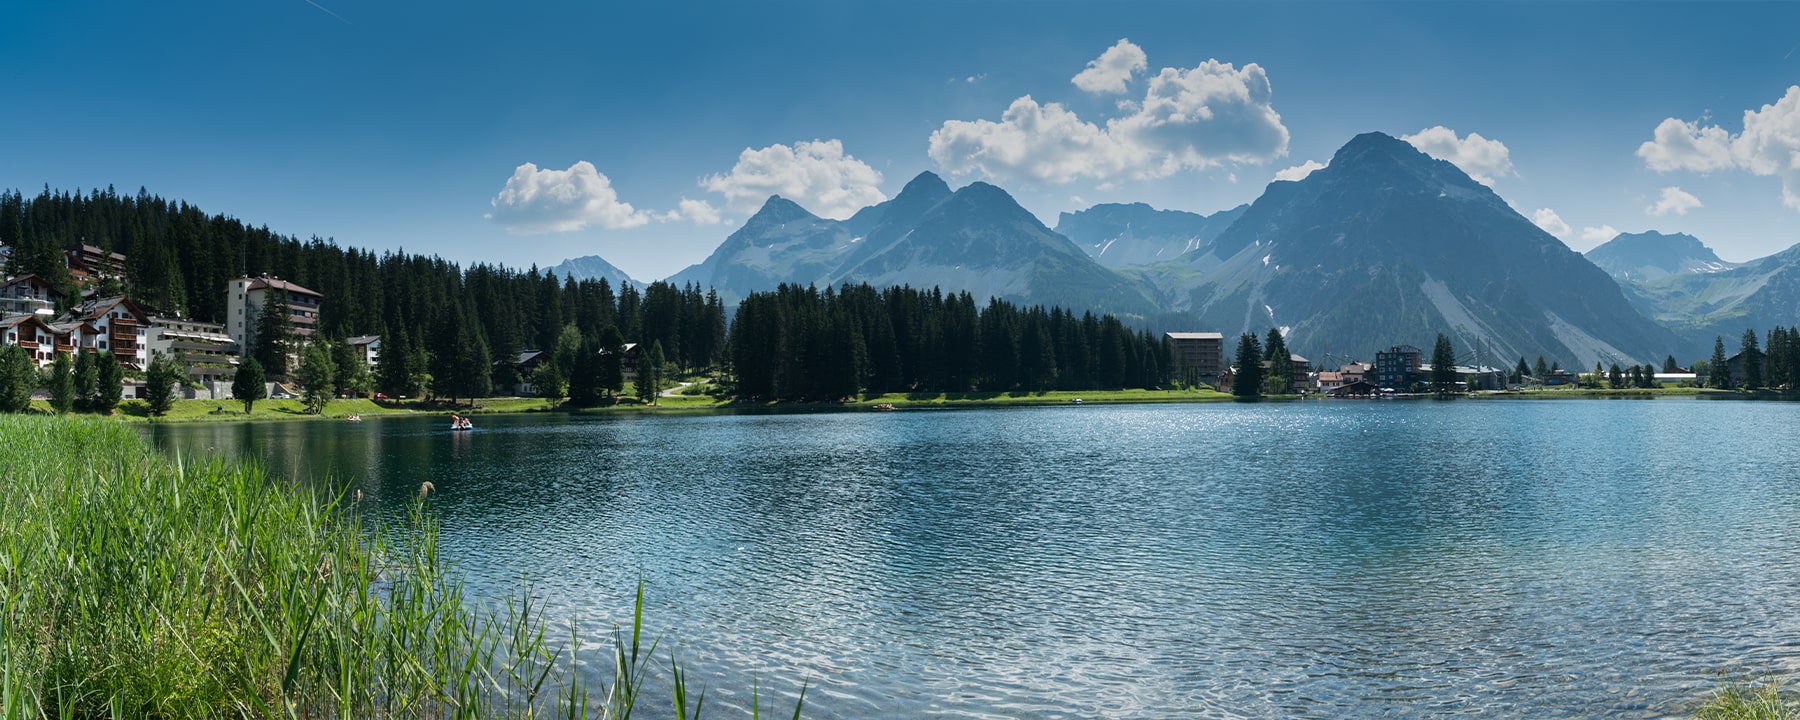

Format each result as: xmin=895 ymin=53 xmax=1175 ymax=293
xmin=553 ymin=132 xmax=1800 ymax=369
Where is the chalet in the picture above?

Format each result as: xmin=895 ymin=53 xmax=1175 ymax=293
xmin=1316 ymin=371 xmax=1346 ymax=393
xmin=0 ymin=274 xmax=60 ymax=318
xmin=504 ymin=350 xmax=550 ymax=396
xmin=48 ymin=319 xmax=99 ymax=359
xmin=0 ymin=315 xmax=57 ymax=366
xmin=58 ymin=295 xmax=151 ymax=369
xmin=1338 ymin=361 xmax=1372 ymax=385
xmin=347 ymin=335 xmax=381 ymax=366
xmin=65 ymin=244 xmax=127 ymax=281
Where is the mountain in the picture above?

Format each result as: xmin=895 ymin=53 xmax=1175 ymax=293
xmin=1139 ymin=131 xmax=1675 ymax=368
xmin=1619 ymin=242 xmax=1800 ymax=359
xmin=1584 ymin=231 xmax=1736 ymax=282
xmin=543 ymin=254 xmax=644 ymax=290
xmin=1054 ymin=202 xmax=1248 ymax=266
xmin=668 ymin=172 xmax=1159 ymax=316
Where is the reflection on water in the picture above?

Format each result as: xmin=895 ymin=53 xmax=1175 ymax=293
xmin=148 ymin=400 xmax=1800 ymax=718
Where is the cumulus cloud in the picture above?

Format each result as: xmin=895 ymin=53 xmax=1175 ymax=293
xmin=658 ymin=197 xmax=723 ymax=225
xmin=1401 ymin=127 xmax=1515 ymax=185
xmin=1638 ymin=87 xmax=1800 ymax=210
xmin=487 ymin=161 xmax=650 ymax=234
xmin=931 ymin=43 xmax=1289 ymax=186
xmin=1274 ymin=160 xmax=1326 ymax=182
xmin=1581 ymin=225 xmax=1619 ymax=243
xmin=1532 ymin=208 xmax=1572 ymax=239
xmin=1648 ymin=186 xmax=1702 ymax=216
xmin=1072 ymin=39 xmax=1147 ymax=94
xmin=700 ymin=139 xmax=886 ymax=220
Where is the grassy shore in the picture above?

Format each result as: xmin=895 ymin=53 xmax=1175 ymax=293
xmin=850 ymin=386 xmax=1233 ymax=407
xmin=1695 ymin=681 xmax=1799 ymax=719
xmin=0 ymin=414 xmax=799 ymax=718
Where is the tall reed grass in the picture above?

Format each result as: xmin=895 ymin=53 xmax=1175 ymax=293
xmin=0 ymin=415 xmax=801 ymax=719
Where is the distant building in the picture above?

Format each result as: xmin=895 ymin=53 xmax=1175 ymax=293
xmin=1338 ymin=361 xmax=1372 ymax=386
xmin=0 ymin=274 xmax=60 ymax=318
xmin=1329 ymin=380 xmax=1378 ymax=398
xmin=1375 ymin=345 xmax=1423 ymax=390
xmin=347 ymin=335 xmax=382 ymax=367
xmin=1725 ymin=350 xmax=1764 ymax=388
xmin=64 ymin=244 xmax=127 ymax=283
xmin=503 ymin=349 xmax=549 ymax=396
xmin=225 ymin=275 xmax=324 ymax=356
xmin=148 ymin=316 xmax=239 ymax=392
xmin=1316 ymin=371 xmax=1345 ymax=393
xmin=1165 ymin=331 xmax=1225 ymax=386
xmin=0 ymin=315 xmax=57 ymax=366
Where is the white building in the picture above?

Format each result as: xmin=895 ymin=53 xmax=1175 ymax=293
xmin=149 ymin=316 xmax=239 ymax=392
xmin=57 ymin=295 xmax=150 ymax=369
xmin=347 ymin=334 xmax=381 ymax=367
xmin=226 ymin=275 xmax=323 ymax=356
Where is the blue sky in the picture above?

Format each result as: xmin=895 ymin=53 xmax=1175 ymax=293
xmin=4 ymin=2 xmax=1799 ymax=280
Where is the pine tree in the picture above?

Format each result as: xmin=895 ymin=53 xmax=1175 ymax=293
xmin=253 ymin=288 xmax=294 ymax=376
xmin=1430 ymin=334 xmax=1457 ymax=394
xmin=93 ymin=351 xmax=122 ymax=414
xmin=1232 ymin=333 xmax=1263 ymax=398
xmin=296 ymin=340 xmax=335 ymax=414
xmin=144 ymin=352 xmax=180 ymax=416
xmin=636 ymin=340 xmax=666 ymax=405
xmin=49 ymin=353 xmax=75 ymax=413
xmin=1663 ymin=354 xmax=1679 ymax=373
xmin=1709 ymin=336 xmax=1732 ymax=389
xmin=1741 ymin=328 xmax=1763 ymax=390
xmin=597 ymin=324 xmax=625 ymax=398
xmin=73 ymin=350 xmax=96 ymax=411
xmin=1607 ymin=362 xmax=1623 ymax=389
xmin=1513 ymin=356 xmax=1529 ymax=385
xmin=1534 ymin=356 xmax=1549 ymax=380
xmin=234 ymin=356 xmax=267 ymax=413
xmin=1264 ymin=328 xmax=1292 ymax=395
xmin=0 ymin=345 xmax=35 ymax=413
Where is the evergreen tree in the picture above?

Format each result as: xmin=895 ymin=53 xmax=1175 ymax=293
xmin=568 ymin=339 xmax=602 ymax=406
xmin=0 ymin=345 xmax=35 ymax=412
xmin=73 ymin=350 xmax=96 ymax=411
xmin=233 ymin=356 xmax=267 ymax=413
xmin=296 ymin=340 xmax=335 ymax=414
xmin=253 ymin=288 xmax=293 ymax=376
xmin=143 ymin=352 xmax=180 ymax=416
xmin=1741 ymin=328 xmax=1763 ymax=389
xmin=1232 ymin=333 xmax=1263 ymax=398
xmin=330 ymin=337 xmax=371 ymax=397
xmin=1534 ymin=356 xmax=1549 ymax=379
xmin=1430 ymin=333 xmax=1457 ymax=394
xmin=1607 ymin=363 xmax=1624 ymax=389
xmin=597 ymin=324 xmax=625 ymax=398
xmin=1264 ymin=328 xmax=1292 ymax=395
xmin=1709 ymin=336 xmax=1732 ymax=389
xmin=93 ymin=352 xmax=122 ymax=414
xmin=636 ymin=340 xmax=666 ymax=405
xmin=1663 ymin=354 xmax=1679 ymax=373
xmin=531 ymin=362 xmax=565 ymax=400
xmin=49 ymin=353 xmax=74 ymax=413
xmin=1512 ymin=356 xmax=1529 ymax=385
xmin=377 ymin=328 xmax=416 ymax=398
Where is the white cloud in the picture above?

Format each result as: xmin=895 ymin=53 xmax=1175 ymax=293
xmin=1648 ymin=186 xmax=1702 ymax=216
xmin=1401 ymin=126 xmax=1514 ymax=185
xmin=1532 ymin=208 xmax=1572 ymax=238
xmin=1580 ymin=225 xmax=1619 ymax=242
xmin=1072 ymin=39 xmax=1147 ymax=94
xmin=487 ymin=161 xmax=650 ymax=234
xmin=931 ymin=44 xmax=1289 ymax=186
xmin=658 ymin=197 xmax=723 ymax=225
xmin=1274 ymin=160 xmax=1326 ymax=182
xmin=700 ymin=139 xmax=886 ymax=220
xmin=1638 ymin=87 xmax=1800 ymax=210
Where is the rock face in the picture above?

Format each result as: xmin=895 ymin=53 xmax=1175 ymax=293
xmin=1136 ymin=131 xmax=1674 ymax=368
xmin=543 ymin=254 xmax=642 ymax=290
xmin=1585 ymin=231 xmax=1736 ymax=282
xmin=1619 ymin=242 xmax=1800 ymax=360
xmin=667 ymin=172 xmax=1159 ymax=316
xmin=1054 ymin=202 xmax=1248 ymax=267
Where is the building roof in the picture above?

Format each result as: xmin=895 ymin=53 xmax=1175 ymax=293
xmin=234 ymin=276 xmax=323 ymax=298
xmin=347 ymin=335 xmax=381 ymax=346
xmin=1165 ymin=332 xmax=1224 ymax=340
xmin=0 ymin=274 xmax=62 ymax=297
xmin=1 ymin=315 xmax=52 ymax=334
xmin=62 ymin=295 xmax=149 ymax=324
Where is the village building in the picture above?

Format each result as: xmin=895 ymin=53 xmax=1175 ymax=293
xmin=64 ymin=244 xmax=127 ymax=283
xmin=148 ymin=316 xmax=239 ymax=395
xmin=1375 ymin=345 xmax=1423 ymax=390
xmin=57 ymin=295 xmax=150 ymax=369
xmin=225 ymin=275 xmax=323 ymax=356
xmin=1165 ymin=331 xmax=1225 ymax=386
xmin=0 ymin=315 xmax=57 ymax=366
xmin=0 ymin=274 xmax=60 ymax=318
xmin=347 ymin=335 xmax=381 ymax=367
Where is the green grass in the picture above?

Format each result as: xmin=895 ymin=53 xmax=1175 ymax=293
xmin=1694 ymin=681 xmax=1799 ymax=719
xmin=0 ymin=414 xmax=802 ymax=719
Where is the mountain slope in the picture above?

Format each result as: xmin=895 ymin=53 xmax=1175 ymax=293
xmin=543 ymin=254 xmax=644 ymax=290
xmin=1142 ymin=131 xmax=1675 ymax=368
xmin=1054 ymin=202 xmax=1248 ymax=266
xmin=1623 ymin=242 xmax=1800 ymax=359
xmin=1584 ymin=231 xmax=1736 ymax=282
xmin=665 ymin=172 xmax=1158 ymax=316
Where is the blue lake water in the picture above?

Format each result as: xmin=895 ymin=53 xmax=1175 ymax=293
xmin=147 ymin=399 xmax=1800 ymax=718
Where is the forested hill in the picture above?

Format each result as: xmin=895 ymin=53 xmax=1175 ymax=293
xmin=0 ymin=187 xmax=728 ymax=396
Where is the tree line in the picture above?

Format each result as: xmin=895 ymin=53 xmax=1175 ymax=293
xmin=729 ymin=283 xmax=1174 ymax=401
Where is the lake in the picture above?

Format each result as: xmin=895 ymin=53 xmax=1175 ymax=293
xmin=146 ymin=399 xmax=1800 ymax=718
